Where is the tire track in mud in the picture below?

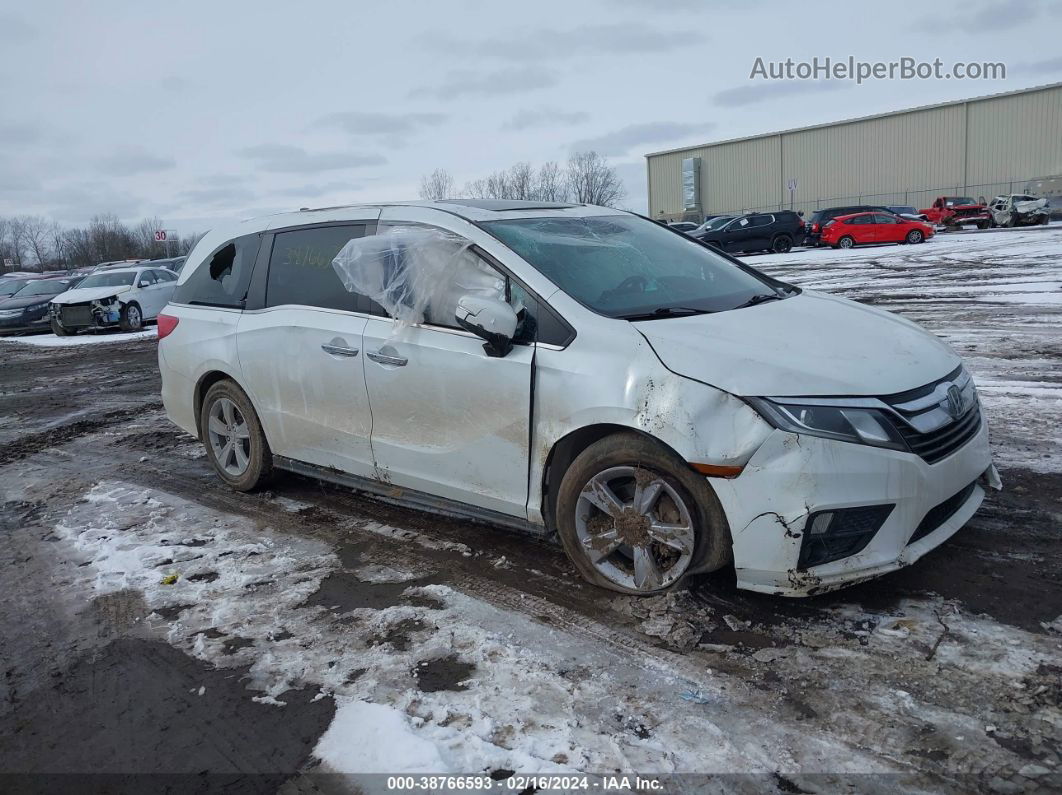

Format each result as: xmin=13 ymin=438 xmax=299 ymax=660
xmin=0 ymin=402 xmax=161 ymax=466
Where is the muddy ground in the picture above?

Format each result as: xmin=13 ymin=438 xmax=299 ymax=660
xmin=1 ymin=230 xmax=1060 ymax=793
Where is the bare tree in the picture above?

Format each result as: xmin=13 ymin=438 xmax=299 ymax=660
xmin=535 ymin=161 xmax=567 ymax=201
xmin=50 ymin=221 xmax=67 ymax=268
xmin=14 ymin=216 xmax=51 ymax=271
xmin=419 ymin=168 xmax=456 ymax=200
xmin=178 ymin=232 xmax=205 ymax=256
xmin=507 ymin=162 xmax=535 ymax=200
xmin=566 ymin=151 xmax=625 ymax=207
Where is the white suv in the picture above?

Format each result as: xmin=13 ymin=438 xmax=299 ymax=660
xmin=157 ymin=200 xmax=999 ymax=596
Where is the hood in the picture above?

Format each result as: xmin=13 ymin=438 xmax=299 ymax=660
xmin=51 ymin=285 xmax=132 ymax=305
xmin=636 ymin=291 xmax=960 ymax=397
xmin=1014 ymin=198 xmax=1048 ymax=213
xmin=0 ymin=292 xmax=65 ymax=310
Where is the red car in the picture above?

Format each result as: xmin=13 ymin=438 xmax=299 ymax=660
xmin=821 ymin=212 xmax=935 ymax=249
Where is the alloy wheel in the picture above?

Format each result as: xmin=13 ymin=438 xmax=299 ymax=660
xmin=207 ymin=397 xmax=251 ymax=476
xmin=574 ymin=466 xmax=695 ymax=592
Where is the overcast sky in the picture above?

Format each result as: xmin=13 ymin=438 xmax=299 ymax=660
xmin=1 ymin=0 xmax=1060 ymax=234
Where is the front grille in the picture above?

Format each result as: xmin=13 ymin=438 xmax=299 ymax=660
xmin=896 ymin=405 xmax=982 ymax=464
xmin=883 ymin=366 xmax=983 ymax=464
xmin=909 ymin=481 xmax=977 ymax=545
xmin=60 ymin=305 xmax=94 ymax=327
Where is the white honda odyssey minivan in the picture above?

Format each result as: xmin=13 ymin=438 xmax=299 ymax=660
xmin=157 ymin=200 xmax=999 ymax=596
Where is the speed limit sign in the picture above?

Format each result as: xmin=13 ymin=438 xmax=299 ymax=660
xmin=154 ymin=229 xmax=168 ymax=242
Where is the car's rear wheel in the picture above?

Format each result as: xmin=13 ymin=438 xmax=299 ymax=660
xmin=200 ymin=380 xmax=273 ymax=492
xmin=555 ymin=433 xmax=730 ymax=595
xmin=771 ymin=234 xmax=793 ymax=253
xmin=837 ymin=235 xmax=855 ymax=249
xmin=905 ymin=229 xmax=924 ymax=244
xmin=119 ymin=302 xmax=143 ymax=332
xmin=50 ymin=318 xmax=72 ymax=337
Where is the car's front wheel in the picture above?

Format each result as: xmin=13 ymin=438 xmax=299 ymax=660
xmin=50 ymin=318 xmax=72 ymax=337
xmin=905 ymin=229 xmax=924 ymax=244
xmin=119 ymin=302 xmax=143 ymax=332
xmin=555 ymin=433 xmax=730 ymax=595
xmin=200 ymin=380 xmax=273 ymax=491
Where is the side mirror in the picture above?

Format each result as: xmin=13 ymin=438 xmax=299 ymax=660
xmin=455 ymin=295 xmax=517 ymax=358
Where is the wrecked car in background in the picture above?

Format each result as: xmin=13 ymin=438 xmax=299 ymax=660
xmin=920 ymin=196 xmax=992 ymax=230
xmin=988 ymin=194 xmax=1050 ymax=227
xmin=157 ymin=200 xmax=1000 ymax=598
xmin=50 ymin=266 xmax=178 ymax=336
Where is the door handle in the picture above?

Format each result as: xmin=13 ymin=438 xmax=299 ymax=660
xmin=367 ymin=350 xmax=408 ymax=366
xmin=321 ymin=343 xmax=359 ymax=358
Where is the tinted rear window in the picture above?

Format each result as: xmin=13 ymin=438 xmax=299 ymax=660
xmin=266 ymin=225 xmax=367 ymax=311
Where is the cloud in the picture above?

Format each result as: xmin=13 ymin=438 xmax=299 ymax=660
xmin=180 ymin=185 xmax=256 ymax=205
xmin=239 ymin=144 xmax=385 ymax=173
xmin=278 ymin=181 xmax=356 ymax=199
xmin=713 ymin=80 xmax=845 ymax=108
xmin=926 ymin=0 xmax=1038 ymax=32
xmin=1020 ymin=55 xmax=1062 ymax=75
xmin=0 ymin=13 xmax=37 ymax=42
xmin=99 ymin=149 xmax=177 ymax=176
xmin=572 ymin=121 xmax=713 ymax=156
xmin=436 ymin=23 xmax=702 ymax=61
xmin=317 ymin=111 xmax=446 ymax=137
xmin=502 ymin=107 xmax=590 ymax=131
xmin=410 ymin=67 xmax=558 ymax=99
xmin=0 ymin=122 xmax=41 ymax=146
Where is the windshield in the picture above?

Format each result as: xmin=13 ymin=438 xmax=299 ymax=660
xmin=13 ymin=279 xmax=73 ymax=296
xmin=76 ymin=271 xmax=137 ymax=289
xmin=890 ymin=206 xmax=917 ymax=214
xmin=482 ymin=215 xmax=789 ymax=319
xmin=697 ymin=217 xmax=733 ymax=233
xmin=946 ymin=197 xmax=976 ymax=206
xmin=0 ymin=280 xmax=28 ymax=297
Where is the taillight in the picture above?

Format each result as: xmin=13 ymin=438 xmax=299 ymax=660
xmin=157 ymin=313 xmax=179 ymax=340
xmin=811 ymin=223 xmax=820 ymax=232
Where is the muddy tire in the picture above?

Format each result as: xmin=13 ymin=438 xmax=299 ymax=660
xmin=905 ymin=229 xmax=924 ymax=244
xmin=555 ymin=432 xmax=731 ymax=596
xmin=771 ymin=234 xmax=793 ymax=253
xmin=50 ymin=318 xmax=73 ymax=337
xmin=837 ymin=235 xmax=855 ymax=249
xmin=119 ymin=302 xmax=143 ymax=332
xmin=200 ymin=380 xmax=273 ymax=492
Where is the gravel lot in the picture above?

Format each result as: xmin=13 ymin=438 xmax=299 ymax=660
xmin=1 ymin=227 xmax=1059 ymax=793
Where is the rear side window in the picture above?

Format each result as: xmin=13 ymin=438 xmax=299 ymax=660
xmin=173 ymin=235 xmax=261 ymax=308
xmin=156 ymin=269 xmax=177 ymax=282
xmin=266 ymin=225 xmax=366 ymax=311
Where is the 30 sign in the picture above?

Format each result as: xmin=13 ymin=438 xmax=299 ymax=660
xmin=154 ymin=229 xmax=168 ymax=242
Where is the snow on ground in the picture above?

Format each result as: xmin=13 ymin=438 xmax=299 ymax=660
xmin=0 ymin=328 xmax=156 ymax=346
xmin=47 ymin=475 xmax=1062 ymax=786
xmin=750 ymin=226 xmax=1062 ymax=473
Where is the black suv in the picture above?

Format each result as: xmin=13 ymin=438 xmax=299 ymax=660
xmin=693 ymin=210 xmax=804 ymax=254
xmin=804 ymin=205 xmax=893 ymax=246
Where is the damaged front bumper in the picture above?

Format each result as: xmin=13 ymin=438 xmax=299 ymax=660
xmin=51 ymin=297 xmax=123 ymax=330
xmin=712 ymin=417 xmax=997 ymax=596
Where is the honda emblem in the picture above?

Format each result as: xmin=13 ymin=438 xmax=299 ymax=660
xmin=945 ymin=384 xmax=965 ymax=419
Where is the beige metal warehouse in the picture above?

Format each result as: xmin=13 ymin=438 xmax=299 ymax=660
xmin=646 ymin=82 xmax=1062 ymax=222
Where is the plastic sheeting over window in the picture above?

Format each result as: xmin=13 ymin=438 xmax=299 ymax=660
xmin=331 ymin=225 xmax=507 ymax=332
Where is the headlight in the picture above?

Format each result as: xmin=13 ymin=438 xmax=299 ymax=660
xmin=745 ymin=397 xmax=909 ymax=451
xmin=0 ymin=308 xmax=22 ymax=318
